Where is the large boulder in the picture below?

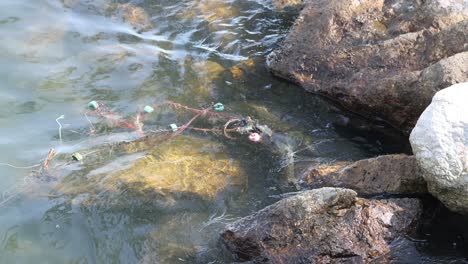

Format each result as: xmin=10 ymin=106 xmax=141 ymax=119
xmin=221 ymin=187 xmax=422 ymax=263
xmin=303 ymin=154 xmax=427 ymax=195
xmin=267 ymin=0 xmax=468 ymax=134
xmin=410 ymin=83 xmax=468 ymax=214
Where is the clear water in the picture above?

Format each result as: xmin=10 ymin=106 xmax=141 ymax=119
xmin=0 ymin=0 xmax=463 ymax=263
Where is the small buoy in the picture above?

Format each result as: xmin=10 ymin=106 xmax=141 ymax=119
xmin=72 ymin=152 xmax=83 ymax=161
xmin=143 ymin=105 xmax=154 ymax=113
xmin=248 ymin=132 xmax=262 ymax=142
xmin=168 ymin=123 xmax=178 ymax=132
xmin=88 ymin=101 xmax=99 ymax=110
xmin=56 ymin=224 xmax=60 ymax=229
xmin=213 ymin=103 xmax=224 ymax=112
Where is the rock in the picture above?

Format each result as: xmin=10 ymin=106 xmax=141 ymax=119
xmin=107 ymin=3 xmax=153 ymax=32
xmin=191 ymin=60 xmax=226 ymax=98
xmin=179 ymin=0 xmax=239 ymax=31
xmin=230 ymin=58 xmax=256 ymax=80
xmin=410 ymin=83 xmax=468 ymax=214
xmin=303 ymin=154 xmax=427 ymax=195
xmin=267 ymin=0 xmax=468 ymax=134
xmin=53 ymin=135 xmax=246 ymax=207
xmin=271 ymin=0 xmax=304 ymax=11
xmin=221 ymin=187 xmax=422 ymax=263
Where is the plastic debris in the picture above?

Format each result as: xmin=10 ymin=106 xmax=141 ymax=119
xmin=144 ymin=105 xmax=154 ymax=113
xmin=72 ymin=152 xmax=83 ymax=161
xmin=88 ymin=101 xmax=99 ymax=110
xmin=213 ymin=103 xmax=224 ymax=112
xmin=248 ymin=132 xmax=262 ymax=142
xmin=169 ymin=124 xmax=178 ymax=132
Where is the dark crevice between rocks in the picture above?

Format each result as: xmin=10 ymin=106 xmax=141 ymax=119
xmin=415 ymin=196 xmax=468 ymax=259
xmin=268 ymin=72 xmax=412 ymax=155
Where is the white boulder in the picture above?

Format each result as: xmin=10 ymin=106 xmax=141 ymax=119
xmin=410 ymin=82 xmax=468 ymax=214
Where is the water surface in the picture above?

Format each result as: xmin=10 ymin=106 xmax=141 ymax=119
xmin=1 ymin=0 xmax=459 ymax=263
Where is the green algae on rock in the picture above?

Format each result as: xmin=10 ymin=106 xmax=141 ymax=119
xmin=54 ymin=135 xmax=246 ymax=204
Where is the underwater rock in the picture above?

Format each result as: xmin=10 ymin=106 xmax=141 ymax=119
xmin=179 ymin=0 xmax=239 ymax=31
xmin=271 ymin=0 xmax=304 ymax=11
xmin=221 ymin=187 xmax=421 ymax=263
xmin=303 ymin=154 xmax=427 ymax=195
xmin=54 ymin=135 xmax=246 ymax=208
xmin=410 ymin=83 xmax=468 ymax=214
xmin=191 ymin=60 xmax=226 ymax=98
xmin=197 ymin=0 xmax=238 ymax=23
xmin=61 ymin=1 xmax=153 ymax=32
xmin=267 ymin=0 xmax=468 ymax=134
xmin=107 ymin=3 xmax=153 ymax=32
xmin=230 ymin=58 xmax=256 ymax=80
xmin=193 ymin=60 xmax=225 ymax=82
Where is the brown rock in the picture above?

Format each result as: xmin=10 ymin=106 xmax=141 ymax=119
xmin=106 ymin=3 xmax=153 ymax=32
xmin=271 ymin=0 xmax=304 ymax=11
xmin=303 ymin=154 xmax=427 ymax=195
xmin=267 ymin=0 xmax=468 ymax=133
xmin=221 ymin=187 xmax=422 ymax=263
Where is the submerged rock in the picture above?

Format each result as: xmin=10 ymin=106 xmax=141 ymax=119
xmin=267 ymin=0 xmax=468 ymax=133
xmin=271 ymin=0 xmax=304 ymax=12
xmin=107 ymin=3 xmax=153 ymax=32
xmin=410 ymin=83 xmax=468 ymax=214
xmin=53 ymin=135 xmax=246 ymax=207
xmin=191 ymin=60 xmax=226 ymax=98
xmin=303 ymin=154 xmax=427 ymax=195
xmin=230 ymin=58 xmax=256 ymax=80
xmin=60 ymin=1 xmax=153 ymax=32
xmin=221 ymin=187 xmax=422 ymax=263
xmin=179 ymin=0 xmax=239 ymax=31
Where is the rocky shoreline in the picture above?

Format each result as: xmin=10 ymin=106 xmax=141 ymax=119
xmin=220 ymin=0 xmax=468 ymax=262
xmin=268 ymin=0 xmax=468 ymax=134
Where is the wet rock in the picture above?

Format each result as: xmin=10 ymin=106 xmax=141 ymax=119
xmin=193 ymin=60 xmax=225 ymax=81
xmin=197 ymin=0 xmax=238 ymax=23
xmin=271 ymin=0 xmax=304 ymax=11
xmin=303 ymin=154 xmax=427 ymax=195
xmin=267 ymin=0 xmax=468 ymax=134
xmin=179 ymin=0 xmax=239 ymax=31
xmin=107 ymin=3 xmax=153 ymax=32
xmin=230 ymin=58 xmax=256 ymax=80
xmin=410 ymin=83 xmax=468 ymax=214
xmin=221 ymin=187 xmax=422 ymax=263
xmin=54 ymin=135 xmax=246 ymax=207
xmin=192 ymin=60 xmax=226 ymax=98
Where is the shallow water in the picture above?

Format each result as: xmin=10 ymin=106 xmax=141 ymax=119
xmin=0 ymin=0 xmax=464 ymax=263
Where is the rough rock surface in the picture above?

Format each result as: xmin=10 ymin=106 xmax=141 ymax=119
xmin=271 ymin=0 xmax=304 ymax=11
xmin=107 ymin=3 xmax=153 ymax=32
xmin=222 ymin=188 xmax=422 ymax=263
xmin=303 ymin=154 xmax=427 ymax=195
xmin=410 ymin=83 xmax=468 ymax=214
xmin=267 ymin=0 xmax=468 ymax=133
xmin=52 ymin=135 xmax=246 ymax=209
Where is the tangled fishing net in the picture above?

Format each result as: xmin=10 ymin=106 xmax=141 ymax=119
xmin=0 ymin=101 xmax=274 ymax=207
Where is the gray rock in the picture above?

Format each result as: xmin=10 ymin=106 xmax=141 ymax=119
xmin=303 ymin=154 xmax=427 ymax=195
xmin=267 ymin=0 xmax=468 ymax=134
xmin=221 ymin=187 xmax=422 ymax=263
xmin=410 ymin=83 xmax=468 ymax=214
